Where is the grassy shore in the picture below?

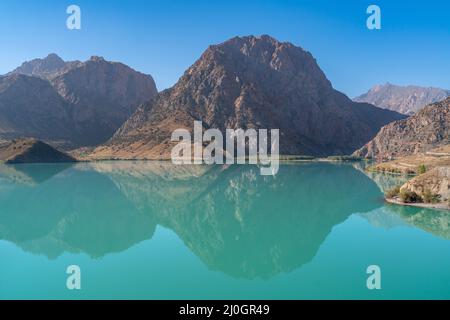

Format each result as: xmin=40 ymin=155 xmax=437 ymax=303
xmin=366 ymin=147 xmax=450 ymax=211
xmin=367 ymin=154 xmax=450 ymax=175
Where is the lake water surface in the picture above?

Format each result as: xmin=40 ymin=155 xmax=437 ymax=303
xmin=1 ymin=161 xmax=450 ymax=299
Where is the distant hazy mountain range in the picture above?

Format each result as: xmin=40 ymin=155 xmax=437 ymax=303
xmin=354 ymin=83 xmax=450 ymax=115
xmin=92 ymin=35 xmax=404 ymax=159
xmin=0 ymin=54 xmax=157 ymax=148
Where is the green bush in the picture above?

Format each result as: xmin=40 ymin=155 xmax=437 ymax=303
xmin=385 ymin=186 xmax=401 ymax=198
xmin=399 ymin=190 xmax=422 ymax=203
xmin=422 ymin=189 xmax=440 ymax=204
xmin=418 ymin=164 xmax=427 ymax=174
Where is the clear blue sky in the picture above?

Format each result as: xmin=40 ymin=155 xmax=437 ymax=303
xmin=1 ymin=0 xmax=449 ymax=97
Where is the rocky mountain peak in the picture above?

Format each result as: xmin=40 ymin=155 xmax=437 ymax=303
xmin=10 ymin=53 xmax=67 ymax=79
xmin=192 ymin=35 xmax=328 ymax=86
xmin=44 ymin=53 xmax=65 ymax=63
xmin=89 ymin=56 xmax=106 ymax=62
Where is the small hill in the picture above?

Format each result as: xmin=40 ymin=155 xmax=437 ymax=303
xmin=0 ymin=138 xmax=76 ymax=164
xmin=401 ymin=166 xmax=450 ymax=203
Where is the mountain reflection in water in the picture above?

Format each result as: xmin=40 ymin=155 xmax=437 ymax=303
xmin=0 ymin=161 xmax=448 ymax=279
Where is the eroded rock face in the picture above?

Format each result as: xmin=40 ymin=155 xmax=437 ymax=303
xmin=354 ymin=97 xmax=450 ymax=159
xmin=1 ymin=54 xmax=158 ymax=148
xmin=400 ymin=166 xmax=450 ymax=202
xmin=93 ymin=35 xmax=404 ymax=160
xmin=355 ymin=83 xmax=450 ymax=115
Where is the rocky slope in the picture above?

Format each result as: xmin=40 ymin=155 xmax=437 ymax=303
xmin=0 ymin=74 xmax=74 ymax=143
xmin=354 ymin=97 xmax=450 ymax=159
xmin=400 ymin=166 xmax=450 ymax=203
xmin=92 ymin=35 xmax=404 ymax=159
xmin=0 ymin=138 xmax=76 ymax=163
xmin=355 ymin=83 xmax=450 ymax=115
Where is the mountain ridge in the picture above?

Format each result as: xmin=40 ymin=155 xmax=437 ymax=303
xmin=354 ymin=83 xmax=450 ymax=115
xmin=9 ymin=53 xmax=82 ymax=80
xmin=91 ymin=35 xmax=405 ymax=160
xmin=1 ymin=54 xmax=158 ymax=148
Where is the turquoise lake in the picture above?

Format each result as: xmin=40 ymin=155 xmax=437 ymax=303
xmin=1 ymin=161 xmax=450 ymax=299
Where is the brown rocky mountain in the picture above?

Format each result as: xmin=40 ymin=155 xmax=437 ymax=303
xmin=355 ymin=83 xmax=450 ymax=115
xmin=354 ymin=97 xmax=450 ymax=159
xmin=0 ymin=138 xmax=75 ymax=163
xmin=92 ymin=35 xmax=404 ymax=159
xmin=1 ymin=55 xmax=158 ymax=148
xmin=50 ymin=56 xmax=158 ymax=146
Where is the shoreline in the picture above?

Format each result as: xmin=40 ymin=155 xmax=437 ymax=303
xmin=385 ymin=197 xmax=450 ymax=211
xmin=3 ymin=157 xmax=365 ymax=165
xmin=366 ymin=167 xmax=416 ymax=176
